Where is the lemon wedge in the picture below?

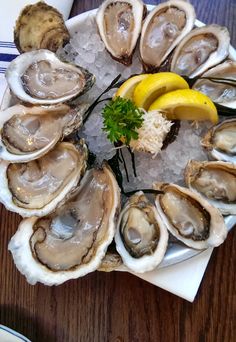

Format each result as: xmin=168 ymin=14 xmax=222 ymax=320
xmin=149 ymin=89 xmax=218 ymax=123
xmin=115 ymin=74 xmax=149 ymax=100
xmin=133 ymin=72 xmax=189 ymax=109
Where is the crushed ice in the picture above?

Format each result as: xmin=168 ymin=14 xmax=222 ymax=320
xmin=58 ymin=14 xmax=211 ymax=191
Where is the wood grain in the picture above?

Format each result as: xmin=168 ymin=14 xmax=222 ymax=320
xmin=1 ymin=1 xmax=236 ymax=341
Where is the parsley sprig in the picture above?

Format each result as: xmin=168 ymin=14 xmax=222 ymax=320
xmin=102 ymin=96 xmax=144 ymax=145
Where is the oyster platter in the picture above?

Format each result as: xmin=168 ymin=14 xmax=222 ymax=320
xmin=0 ymin=0 xmax=235 ymax=286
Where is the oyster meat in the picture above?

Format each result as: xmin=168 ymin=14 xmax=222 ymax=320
xmin=185 ymin=160 xmax=236 ymax=215
xmin=201 ymin=119 xmax=236 ymax=163
xmin=171 ymin=25 xmax=230 ymax=77
xmin=193 ymin=60 xmax=236 ymax=108
xmin=115 ymin=192 xmax=168 ymax=273
xmin=0 ymin=141 xmax=87 ymax=217
xmin=0 ymin=103 xmax=87 ymax=162
xmin=8 ymin=164 xmax=120 ymax=285
xmin=140 ymin=0 xmax=195 ymax=72
xmin=154 ymin=183 xmax=227 ymax=249
xmin=6 ymin=50 xmax=95 ymax=105
xmin=96 ymin=0 xmax=146 ymax=65
xmin=14 ymin=1 xmax=70 ymax=53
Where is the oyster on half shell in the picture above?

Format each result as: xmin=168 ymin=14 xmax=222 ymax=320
xmin=6 ymin=50 xmax=95 ymax=105
xmin=171 ymin=25 xmax=230 ymax=78
xmin=115 ymin=192 xmax=168 ymax=273
xmin=0 ymin=103 xmax=87 ymax=163
xmin=0 ymin=141 xmax=88 ymax=217
xmin=154 ymin=183 xmax=227 ymax=249
xmin=140 ymin=0 xmax=196 ymax=72
xmin=185 ymin=160 xmax=236 ymax=215
xmin=201 ymin=119 xmax=236 ymax=163
xmin=96 ymin=0 xmax=146 ymax=65
xmin=8 ymin=164 xmax=120 ymax=285
xmin=193 ymin=60 xmax=236 ymax=108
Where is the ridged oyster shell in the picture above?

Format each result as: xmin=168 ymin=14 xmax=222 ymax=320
xmin=140 ymin=0 xmax=196 ymax=72
xmin=115 ymin=191 xmax=169 ymax=273
xmin=201 ymin=119 xmax=236 ymax=163
xmin=0 ymin=141 xmax=88 ymax=217
xmin=185 ymin=160 xmax=236 ymax=215
xmin=0 ymin=103 xmax=88 ymax=162
xmin=96 ymin=0 xmax=146 ymax=65
xmin=8 ymin=164 xmax=120 ymax=285
xmin=154 ymin=183 xmax=227 ymax=249
xmin=14 ymin=1 xmax=70 ymax=53
xmin=171 ymin=24 xmax=230 ymax=77
xmin=6 ymin=50 xmax=95 ymax=105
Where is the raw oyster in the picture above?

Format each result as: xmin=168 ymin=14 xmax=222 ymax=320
xmin=6 ymin=50 xmax=95 ymax=105
xmin=14 ymin=1 xmax=70 ymax=53
xmin=201 ymin=119 xmax=236 ymax=163
xmin=115 ymin=192 xmax=168 ymax=273
xmin=0 ymin=103 xmax=87 ymax=162
xmin=193 ymin=60 xmax=236 ymax=108
xmin=96 ymin=0 xmax=146 ymax=65
xmin=8 ymin=164 xmax=120 ymax=285
xmin=185 ymin=160 xmax=236 ymax=215
xmin=0 ymin=141 xmax=87 ymax=217
xmin=171 ymin=25 xmax=230 ymax=78
xmin=140 ymin=0 xmax=195 ymax=72
xmin=154 ymin=183 xmax=227 ymax=249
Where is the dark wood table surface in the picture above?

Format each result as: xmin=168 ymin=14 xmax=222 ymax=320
xmin=0 ymin=1 xmax=235 ymax=341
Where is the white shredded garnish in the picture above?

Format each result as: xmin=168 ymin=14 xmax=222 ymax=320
xmin=129 ymin=110 xmax=173 ymax=158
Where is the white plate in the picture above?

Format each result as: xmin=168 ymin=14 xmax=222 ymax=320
xmin=1 ymin=6 xmax=236 ymax=271
xmin=0 ymin=325 xmax=30 ymax=342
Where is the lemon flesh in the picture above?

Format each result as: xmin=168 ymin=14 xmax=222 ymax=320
xmin=115 ymin=74 xmax=149 ymax=100
xmin=133 ymin=72 xmax=189 ymax=109
xmin=149 ymin=89 xmax=218 ymax=123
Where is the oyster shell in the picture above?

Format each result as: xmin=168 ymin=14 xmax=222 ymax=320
xmin=14 ymin=1 xmax=70 ymax=53
xmin=6 ymin=50 xmax=95 ymax=105
xmin=154 ymin=183 xmax=227 ymax=249
xmin=115 ymin=192 xmax=168 ymax=273
xmin=140 ymin=0 xmax=196 ymax=72
xmin=96 ymin=0 xmax=146 ymax=65
xmin=98 ymin=249 xmax=123 ymax=272
xmin=0 ymin=141 xmax=88 ymax=217
xmin=185 ymin=160 xmax=236 ymax=215
xmin=193 ymin=60 xmax=236 ymax=108
xmin=8 ymin=164 xmax=120 ymax=285
xmin=0 ymin=103 xmax=87 ymax=162
xmin=201 ymin=119 xmax=236 ymax=163
xmin=171 ymin=25 xmax=230 ymax=77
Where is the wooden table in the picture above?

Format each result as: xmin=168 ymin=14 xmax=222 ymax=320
xmin=0 ymin=1 xmax=235 ymax=341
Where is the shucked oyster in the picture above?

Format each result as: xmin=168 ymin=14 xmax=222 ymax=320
xmin=6 ymin=50 xmax=95 ymax=105
xmin=8 ymin=164 xmax=120 ymax=285
xmin=96 ymin=0 xmax=146 ymax=65
xmin=0 ymin=141 xmax=87 ymax=217
xmin=185 ymin=160 xmax=236 ymax=215
xmin=171 ymin=25 xmax=230 ymax=78
xmin=115 ymin=192 xmax=168 ymax=273
xmin=154 ymin=183 xmax=227 ymax=249
xmin=201 ymin=119 xmax=236 ymax=163
xmin=140 ymin=0 xmax=195 ymax=72
xmin=193 ymin=60 xmax=236 ymax=108
xmin=0 ymin=103 xmax=87 ymax=162
xmin=14 ymin=1 xmax=70 ymax=53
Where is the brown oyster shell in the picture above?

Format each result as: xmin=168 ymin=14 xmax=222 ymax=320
xmin=14 ymin=1 xmax=70 ymax=53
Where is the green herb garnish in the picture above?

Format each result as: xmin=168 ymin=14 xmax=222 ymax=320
xmin=102 ymin=96 xmax=144 ymax=145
